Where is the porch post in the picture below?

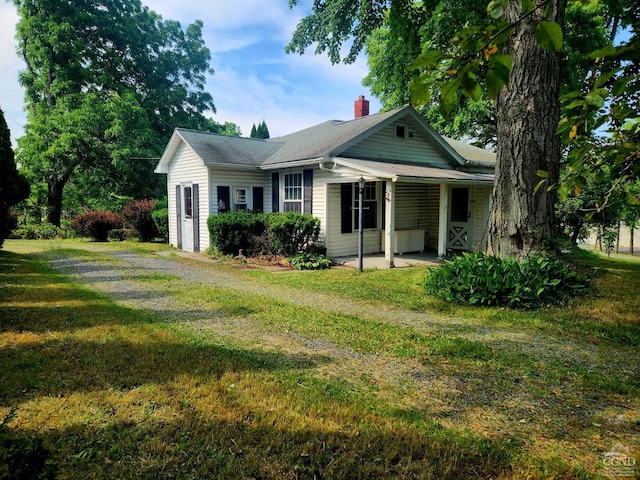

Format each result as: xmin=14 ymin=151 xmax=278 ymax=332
xmin=438 ymin=183 xmax=448 ymax=259
xmin=384 ymin=180 xmax=396 ymax=268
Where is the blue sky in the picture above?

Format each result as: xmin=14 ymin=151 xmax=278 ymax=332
xmin=0 ymin=0 xmax=382 ymax=145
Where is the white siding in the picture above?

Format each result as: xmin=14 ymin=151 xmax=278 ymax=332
xmin=313 ymin=168 xmax=330 ymax=245
xmin=342 ymin=123 xmax=453 ymax=169
xmin=324 ymin=182 xmax=382 ymax=257
xmin=166 ymin=142 xmax=209 ymax=250
xmin=471 ymin=185 xmax=491 ymax=251
xmin=394 ymin=184 xmax=440 ymax=250
xmin=208 ymin=168 xmax=267 ymax=214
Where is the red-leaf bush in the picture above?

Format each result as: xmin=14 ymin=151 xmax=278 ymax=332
xmin=71 ymin=210 xmax=123 ymax=242
xmin=122 ymin=199 xmax=157 ymax=242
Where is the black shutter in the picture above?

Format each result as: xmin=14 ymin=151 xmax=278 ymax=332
xmin=176 ymin=185 xmax=182 ymax=249
xmin=303 ymin=169 xmax=313 ymax=214
xmin=252 ymin=186 xmax=264 ymax=212
xmin=381 ymin=181 xmax=386 ymax=230
xmin=340 ymin=183 xmax=353 ymax=234
xmin=192 ymin=184 xmax=200 ymax=253
xmin=217 ymin=186 xmax=230 ymax=213
xmin=271 ymin=172 xmax=280 ymax=213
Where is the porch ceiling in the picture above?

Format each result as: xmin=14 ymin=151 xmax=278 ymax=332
xmin=333 ymin=157 xmax=494 ymax=184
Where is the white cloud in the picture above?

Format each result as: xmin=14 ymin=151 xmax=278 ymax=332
xmin=0 ymin=4 xmax=27 ymax=145
xmin=0 ymin=0 xmax=380 ymax=145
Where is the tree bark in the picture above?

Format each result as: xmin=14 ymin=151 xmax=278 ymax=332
xmin=46 ymin=175 xmax=67 ymax=227
xmin=486 ymin=0 xmax=567 ymax=260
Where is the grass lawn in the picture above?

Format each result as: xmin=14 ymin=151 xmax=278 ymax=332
xmin=1 ymin=240 xmax=638 ymax=479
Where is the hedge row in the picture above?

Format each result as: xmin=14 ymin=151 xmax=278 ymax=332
xmin=207 ymin=211 xmax=321 ymax=257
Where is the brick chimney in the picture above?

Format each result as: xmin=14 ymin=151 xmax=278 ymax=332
xmin=354 ymin=95 xmax=370 ymax=118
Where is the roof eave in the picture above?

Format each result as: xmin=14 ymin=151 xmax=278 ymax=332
xmin=155 ymin=129 xmax=206 ymax=173
xmin=259 ymin=158 xmax=325 ymax=170
xmin=207 ymin=163 xmax=263 ymax=170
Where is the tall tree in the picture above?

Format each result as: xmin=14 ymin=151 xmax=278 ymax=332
xmin=257 ymin=120 xmax=270 ymax=139
xmin=287 ymin=0 xmax=637 ymax=259
xmin=485 ymin=0 xmax=566 ymax=258
xmin=250 ymin=121 xmax=270 ymax=139
xmin=0 ymin=107 xmax=30 ymax=247
xmin=13 ymin=0 xmax=228 ymax=226
xmin=362 ymin=0 xmax=496 ymax=147
xmin=362 ymin=0 xmax=610 ymax=149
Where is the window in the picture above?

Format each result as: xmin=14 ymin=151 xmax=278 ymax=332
xmin=183 ymin=186 xmax=192 ymax=217
xmin=284 ymin=173 xmax=302 ymax=213
xmin=395 ymin=122 xmax=407 ymax=140
xmin=451 ymin=187 xmax=469 ymax=222
xmin=234 ymin=188 xmax=248 ymax=211
xmin=354 ymin=181 xmax=378 ymax=229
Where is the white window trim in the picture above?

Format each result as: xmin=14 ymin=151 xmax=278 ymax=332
xmin=353 ymin=181 xmax=380 ymax=231
xmin=231 ymin=185 xmax=251 ymax=211
xmin=394 ymin=121 xmax=408 ymax=140
xmin=281 ymin=171 xmax=304 ymax=213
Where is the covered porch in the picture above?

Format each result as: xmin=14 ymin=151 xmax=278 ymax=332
xmin=322 ymin=157 xmax=494 ymax=267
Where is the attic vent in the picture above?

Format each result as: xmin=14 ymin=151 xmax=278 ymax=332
xmin=395 ymin=123 xmax=407 ymax=140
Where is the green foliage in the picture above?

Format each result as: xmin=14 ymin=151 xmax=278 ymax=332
xmin=208 ymin=212 xmax=322 ymax=259
xmin=288 ymin=252 xmax=332 ymax=270
xmin=424 ymin=252 xmax=590 ymax=309
xmin=151 ymin=207 xmax=169 ymax=243
xmin=10 ymin=223 xmax=61 ymax=240
xmin=267 ymin=212 xmax=320 ymax=256
xmin=0 ymin=212 xmax=19 ymax=247
xmin=13 ymin=0 xmax=235 ymax=226
xmin=597 ymin=228 xmax=618 ymax=256
xmin=122 ymin=199 xmax=157 ymax=242
xmin=70 ymin=210 xmax=124 ymax=242
xmin=0 ymin=107 xmax=29 ymax=248
xmin=0 ymin=408 xmax=57 ymax=479
xmin=207 ymin=211 xmax=267 ymax=256
xmin=249 ymin=120 xmax=270 ymax=139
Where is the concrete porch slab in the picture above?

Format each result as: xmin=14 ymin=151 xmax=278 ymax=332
xmin=332 ymin=251 xmax=441 ymax=269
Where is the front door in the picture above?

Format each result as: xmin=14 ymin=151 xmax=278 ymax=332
xmin=448 ymin=187 xmax=470 ymax=250
xmin=181 ymin=184 xmax=194 ymax=252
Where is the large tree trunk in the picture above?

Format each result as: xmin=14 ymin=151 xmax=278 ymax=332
xmin=46 ymin=176 xmax=67 ymax=227
xmin=486 ymin=0 xmax=567 ymax=260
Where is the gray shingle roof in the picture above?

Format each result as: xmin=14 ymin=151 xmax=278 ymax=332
xmin=157 ymin=105 xmax=495 ymax=174
xmin=176 ymin=128 xmax=282 ymax=167
xmin=335 ymin=158 xmax=494 ymax=184
xmin=261 ymin=106 xmax=406 ymax=165
xmin=442 ymin=136 xmax=496 ymax=165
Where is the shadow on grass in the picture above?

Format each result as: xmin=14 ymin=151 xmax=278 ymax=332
xmin=28 ymin=396 xmax=517 ymax=480
xmin=0 ymin=334 xmax=329 ymax=406
xmin=0 ymin=250 xmax=330 ymax=406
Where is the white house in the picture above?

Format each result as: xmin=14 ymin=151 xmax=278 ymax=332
xmin=155 ymin=97 xmax=496 ymax=267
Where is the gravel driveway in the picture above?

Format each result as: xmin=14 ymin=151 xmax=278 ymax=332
xmin=42 ymin=245 xmax=638 ymax=377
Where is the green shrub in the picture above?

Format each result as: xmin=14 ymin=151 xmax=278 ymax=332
xmin=267 ymin=212 xmax=320 ymax=256
xmin=123 ymin=199 xmax=157 ymax=242
xmin=10 ymin=222 xmax=62 ymax=240
xmin=70 ymin=210 xmax=123 ymax=242
xmin=0 ymin=210 xmax=18 ymax=247
xmin=151 ymin=207 xmax=169 ymax=242
xmin=288 ymin=252 xmax=332 ymax=270
xmin=207 ymin=211 xmax=267 ymax=256
xmin=424 ymin=252 xmax=590 ymax=309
